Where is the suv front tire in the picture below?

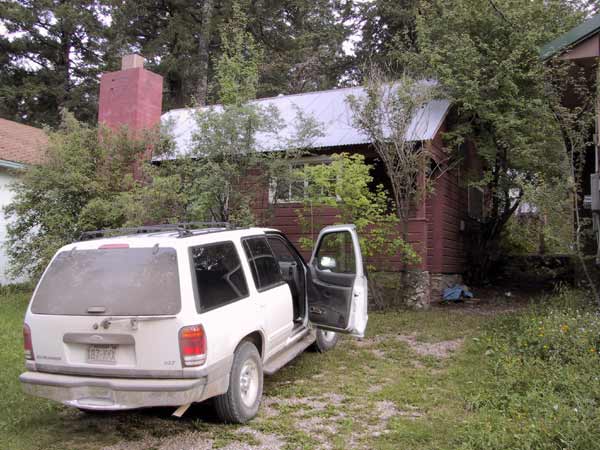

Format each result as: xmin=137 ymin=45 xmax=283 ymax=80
xmin=312 ymin=329 xmax=339 ymax=352
xmin=215 ymin=341 xmax=263 ymax=423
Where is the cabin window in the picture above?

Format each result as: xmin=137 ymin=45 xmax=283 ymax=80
xmin=468 ymin=186 xmax=485 ymax=220
xmin=268 ymin=161 xmax=337 ymax=204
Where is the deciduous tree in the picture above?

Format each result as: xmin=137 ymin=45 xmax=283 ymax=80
xmin=415 ymin=0 xmax=589 ymax=280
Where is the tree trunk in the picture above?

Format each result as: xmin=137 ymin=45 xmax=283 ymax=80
xmin=196 ymin=0 xmax=215 ymax=105
xmin=58 ymin=28 xmax=72 ymax=111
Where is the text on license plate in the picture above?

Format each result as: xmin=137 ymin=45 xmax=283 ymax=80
xmin=88 ymin=344 xmax=117 ymax=363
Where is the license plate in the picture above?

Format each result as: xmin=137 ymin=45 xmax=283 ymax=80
xmin=87 ymin=344 xmax=117 ymax=364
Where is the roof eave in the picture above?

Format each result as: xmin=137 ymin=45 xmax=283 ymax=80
xmin=540 ymin=14 xmax=600 ymax=61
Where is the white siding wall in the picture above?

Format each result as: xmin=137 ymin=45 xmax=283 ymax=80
xmin=0 ymin=169 xmax=17 ymax=284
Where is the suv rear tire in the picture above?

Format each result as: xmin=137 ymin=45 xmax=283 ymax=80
xmin=312 ymin=329 xmax=339 ymax=352
xmin=214 ymin=341 xmax=263 ymax=423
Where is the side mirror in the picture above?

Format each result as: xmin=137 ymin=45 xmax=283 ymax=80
xmin=319 ymin=256 xmax=337 ymax=270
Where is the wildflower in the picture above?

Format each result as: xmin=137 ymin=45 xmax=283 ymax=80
xmin=560 ymin=324 xmax=569 ymax=333
xmin=590 ymin=348 xmax=596 ymax=353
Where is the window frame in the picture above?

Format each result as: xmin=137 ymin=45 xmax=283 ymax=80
xmin=313 ymin=230 xmax=357 ymax=275
xmin=188 ymin=240 xmax=250 ymax=314
xmin=266 ymin=232 xmax=308 ymax=268
xmin=241 ymin=235 xmax=287 ymax=293
xmin=467 ymin=186 xmax=485 ymax=221
xmin=267 ymin=157 xmax=339 ymax=205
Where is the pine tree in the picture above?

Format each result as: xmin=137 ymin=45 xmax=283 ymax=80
xmin=346 ymin=0 xmax=419 ymax=82
xmin=248 ymin=0 xmax=354 ymax=96
xmin=0 ymin=0 xmax=112 ymax=127
xmin=109 ymin=0 xmax=218 ymax=109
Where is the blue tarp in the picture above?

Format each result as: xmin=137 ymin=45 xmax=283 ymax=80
xmin=443 ymin=285 xmax=474 ymax=301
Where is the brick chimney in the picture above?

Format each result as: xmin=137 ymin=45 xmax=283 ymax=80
xmin=98 ymin=54 xmax=163 ymax=138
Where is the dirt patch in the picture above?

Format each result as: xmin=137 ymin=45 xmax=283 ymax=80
xmin=370 ymin=348 xmax=387 ymax=358
xmin=102 ymin=431 xmax=213 ymax=450
xmin=397 ymin=334 xmax=464 ymax=359
xmin=375 ymin=400 xmax=397 ymax=421
xmin=102 ymin=427 xmax=285 ymax=450
xmin=412 ymin=360 xmax=425 ymax=369
xmin=352 ymin=335 xmax=389 ymax=349
xmin=348 ymin=400 xmax=425 ymax=447
xmin=295 ymin=414 xmax=345 ymax=449
xmin=263 ymin=392 xmax=345 ymax=414
xmin=367 ymin=384 xmax=384 ymax=393
xmin=222 ymin=428 xmax=285 ymax=450
xmin=263 ymin=396 xmax=327 ymax=412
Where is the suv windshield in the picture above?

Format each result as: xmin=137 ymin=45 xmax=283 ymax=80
xmin=31 ymin=247 xmax=181 ymax=316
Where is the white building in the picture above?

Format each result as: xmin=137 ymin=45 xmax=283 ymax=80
xmin=0 ymin=118 xmax=47 ymax=285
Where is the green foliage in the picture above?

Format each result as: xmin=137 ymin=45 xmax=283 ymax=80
xmin=352 ymin=0 xmax=419 ymax=77
xmin=3 ymin=112 xmax=167 ymax=279
xmin=415 ymin=0 xmax=589 ymax=278
xmin=3 ymin=18 xmax=324 ymax=277
xmin=348 ymin=71 xmax=438 ymax=228
xmin=500 ymin=176 xmax=574 ymax=255
xmin=249 ymin=0 xmax=354 ymax=97
xmin=109 ymin=0 xmax=216 ymax=108
xmin=0 ymin=0 xmax=113 ymax=126
xmin=214 ymin=2 xmax=262 ymax=105
xmin=173 ymin=8 xmax=324 ymax=226
xmin=296 ymin=153 xmax=419 ymax=270
xmin=186 ymin=104 xmax=280 ymax=225
xmin=109 ymin=0 xmax=353 ymax=110
xmin=182 ymin=102 xmax=322 ymax=225
xmin=456 ymin=289 xmax=600 ymax=449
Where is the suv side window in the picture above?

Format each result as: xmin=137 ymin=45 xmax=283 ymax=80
xmin=267 ymin=237 xmax=297 ymax=263
xmin=243 ymin=237 xmax=284 ymax=291
xmin=190 ymin=241 xmax=249 ymax=312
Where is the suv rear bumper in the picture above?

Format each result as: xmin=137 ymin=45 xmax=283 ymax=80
xmin=20 ymin=370 xmax=228 ymax=410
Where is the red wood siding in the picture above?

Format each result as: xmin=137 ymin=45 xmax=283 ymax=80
xmin=427 ymin=127 xmax=468 ymax=274
xmin=252 ymin=130 xmax=471 ymax=274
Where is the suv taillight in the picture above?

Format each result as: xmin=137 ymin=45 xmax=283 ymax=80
xmin=23 ymin=324 xmax=34 ymax=360
xmin=179 ymin=325 xmax=206 ymax=367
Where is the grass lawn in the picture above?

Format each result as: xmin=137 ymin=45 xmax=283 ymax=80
xmin=1 ymin=287 xmax=598 ymax=450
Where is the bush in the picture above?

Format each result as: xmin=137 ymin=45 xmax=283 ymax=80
xmin=455 ymin=288 xmax=600 ymax=449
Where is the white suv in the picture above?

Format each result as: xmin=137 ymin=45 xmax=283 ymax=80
xmin=20 ymin=223 xmax=368 ymax=423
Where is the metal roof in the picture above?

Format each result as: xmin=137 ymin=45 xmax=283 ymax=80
xmin=540 ymin=13 xmax=600 ymax=60
xmin=160 ymin=85 xmax=450 ymax=158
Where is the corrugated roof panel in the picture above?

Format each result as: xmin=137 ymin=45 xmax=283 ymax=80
xmin=160 ymin=85 xmax=450 ymax=158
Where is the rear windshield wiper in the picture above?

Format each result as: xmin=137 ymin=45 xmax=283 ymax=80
xmin=97 ymin=315 xmax=176 ymax=330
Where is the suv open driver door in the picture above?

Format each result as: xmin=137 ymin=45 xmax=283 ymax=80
xmin=307 ymin=225 xmax=368 ymax=337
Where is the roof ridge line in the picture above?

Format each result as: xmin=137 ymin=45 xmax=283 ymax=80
xmin=162 ymin=85 xmax=364 ymax=114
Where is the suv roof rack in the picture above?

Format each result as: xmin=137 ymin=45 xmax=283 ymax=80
xmin=78 ymin=222 xmax=232 ymax=241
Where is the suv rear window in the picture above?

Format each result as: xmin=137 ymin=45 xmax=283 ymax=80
xmin=31 ymin=247 xmax=181 ymax=316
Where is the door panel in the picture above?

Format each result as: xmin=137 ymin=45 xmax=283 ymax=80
xmin=266 ymin=235 xmax=306 ymax=321
xmin=307 ymin=225 xmax=368 ymax=337
xmin=307 ymin=268 xmax=353 ymax=328
xmin=242 ymin=236 xmax=294 ymax=358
